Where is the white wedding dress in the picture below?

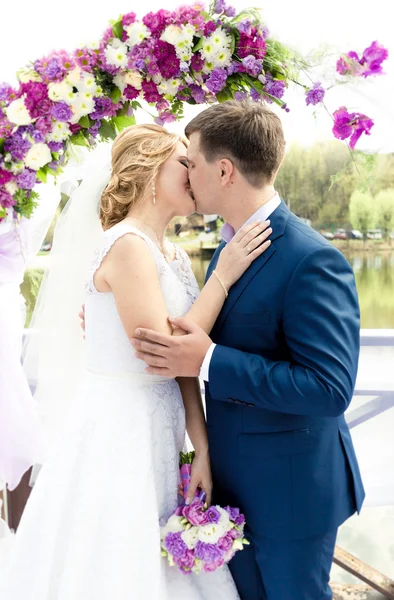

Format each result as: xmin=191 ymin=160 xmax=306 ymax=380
xmin=0 ymin=224 xmax=239 ymax=600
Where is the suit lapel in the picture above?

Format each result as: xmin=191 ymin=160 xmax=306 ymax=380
xmin=211 ymin=200 xmax=290 ymax=332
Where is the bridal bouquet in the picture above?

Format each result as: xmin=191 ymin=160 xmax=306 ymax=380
xmin=160 ymin=451 xmax=249 ymax=574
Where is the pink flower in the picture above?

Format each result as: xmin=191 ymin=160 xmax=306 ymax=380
xmin=203 ymin=558 xmax=225 ymax=572
xmin=332 ymin=106 xmax=374 ymax=149
xmin=182 ymin=502 xmax=208 ymax=526
xmin=0 ymin=169 xmax=13 ymax=186
xmin=122 ymin=12 xmax=137 ymax=27
xmin=218 ymin=533 xmax=233 ymax=552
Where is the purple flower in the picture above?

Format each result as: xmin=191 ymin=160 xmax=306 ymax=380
xmin=206 ymin=68 xmax=227 ymax=94
xmin=124 ymin=85 xmax=140 ymax=100
xmin=182 ymin=502 xmax=208 ymax=526
xmin=0 ymin=169 xmax=13 ymax=185
xmin=305 ymin=82 xmax=325 ymax=106
xmin=218 ymin=533 xmax=234 ymax=552
xmin=4 ymin=133 xmax=32 ymax=161
xmin=224 ymin=5 xmax=236 ymax=16
xmin=189 ymin=84 xmax=206 ymax=104
xmin=51 ymin=101 xmax=73 ymax=122
xmin=205 ymin=506 xmax=221 ymax=524
xmin=0 ymin=118 xmax=13 ymax=138
xmin=224 ymin=506 xmax=245 ymax=526
xmin=191 ymin=52 xmax=204 ymax=72
xmin=250 ymin=88 xmax=262 ymax=102
xmin=165 ymin=532 xmax=187 ymax=558
xmin=238 ymin=29 xmax=266 ymax=60
xmin=236 ymin=19 xmax=252 ymax=35
xmin=204 ymin=21 xmax=217 ymax=36
xmin=0 ymin=188 xmax=16 ymax=208
xmin=43 ymin=58 xmax=62 ymax=81
xmin=242 ymin=55 xmax=263 ymax=77
xmin=214 ymin=0 xmax=226 ymax=13
xmin=35 ymin=116 xmax=52 ymax=134
xmin=234 ymin=91 xmax=247 ymax=101
xmin=174 ymin=549 xmax=195 ymax=572
xmin=31 ymin=129 xmax=45 ymax=143
xmin=332 ymin=106 xmax=374 ymax=149
xmin=122 ymin=11 xmax=137 ymax=27
xmin=21 ymin=82 xmax=52 ymax=119
xmin=154 ymin=111 xmax=176 ymax=125
xmin=142 ymin=10 xmax=172 ymax=36
xmin=195 ymin=541 xmax=223 ymax=563
xmin=361 ymin=40 xmax=389 ymax=77
xmin=153 ymin=41 xmax=180 ymax=79
xmin=48 ymin=141 xmax=64 ymax=153
xmin=142 ymin=80 xmax=162 ymax=103
xmin=204 ymin=557 xmax=225 ymax=572
xmin=0 ymin=83 xmax=16 ymax=103
xmin=90 ymin=96 xmax=116 ymax=120
xmin=263 ymin=75 xmax=286 ymax=101
xmin=16 ymin=169 xmax=36 ymax=190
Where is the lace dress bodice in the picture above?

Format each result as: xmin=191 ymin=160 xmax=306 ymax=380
xmin=84 ymin=223 xmax=200 ymax=375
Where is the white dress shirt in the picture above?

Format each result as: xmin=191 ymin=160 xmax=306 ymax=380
xmin=199 ymin=193 xmax=281 ymax=382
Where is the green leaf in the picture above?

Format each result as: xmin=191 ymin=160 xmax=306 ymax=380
xmin=98 ymin=121 xmax=117 ymax=140
xmin=78 ymin=115 xmax=93 ymax=129
xmin=0 ymin=138 xmax=5 ymax=153
xmin=117 ymin=101 xmax=131 ymax=116
xmin=112 ymin=20 xmax=124 ymax=40
xmin=110 ymin=86 xmax=122 ymax=104
xmin=193 ymin=36 xmax=204 ymax=53
xmin=229 ymin=31 xmax=236 ymax=55
xmin=0 ymin=206 xmax=6 ymax=219
xmin=36 ymin=168 xmax=47 ymax=184
xmin=216 ymin=87 xmax=234 ymax=102
xmin=70 ymin=131 xmax=90 ymax=147
xmin=113 ymin=114 xmax=136 ymax=132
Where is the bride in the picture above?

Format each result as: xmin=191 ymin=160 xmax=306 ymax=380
xmin=0 ymin=124 xmax=271 ymax=599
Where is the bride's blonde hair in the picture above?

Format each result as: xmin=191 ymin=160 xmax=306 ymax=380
xmin=100 ymin=124 xmax=186 ymax=230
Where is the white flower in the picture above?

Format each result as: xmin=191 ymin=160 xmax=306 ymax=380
xmin=5 ymin=181 xmax=18 ymax=195
xmin=48 ymin=80 xmax=74 ymax=103
xmin=160 ymin=515 xmax=184 ymax=540
xmin=158 ymin=78 xmax=181 ymax=97
xmin=65 ymin=67 xmax=82 ymax=87
xmin=161 ymin=25 xmax=183 ymax=46
xmin=181 ymin=527 xmax=199 ymax=550
xmin=24 ymin=143 xmax=52 ymax=171
xmin=209 ymin=28 xmax=231 ymax=50
xmin=125 ymin=22 xmax=151 ymax=47
xmin=47 ymin=121 xmax=71 ymax=142
xmin=5 ymin=98 xmax=32 ymax=126
xmin=152 ymin=74 xmax=163 ymax=85
xmin=78 ymin=73 xmax=99 ymax=96
xmin=69 ymin=97 xmax=95 ymax=123
xmin=16 ymin=67 xmax=42 ymax=83
xmin=200 ymin=42 xmax=217 ymax=62
xmin=212 ymin=47 xmax=232 ymax=68
xmin=113 ymin=74 xmax=126 ymax=93
xmin=197 ymin=521 xmax=226 ymax=544
xmin=202 ymin=61 xmax=215 ymax=74
xmin=124 ymin=71 xmax=143 ymax=90
xmin=181 ymin=24 xmax=196 ymax=42
xmin=105 ymin=41 xmax=129 ymax=68
xmin=216 ymin=506 xmax=231 ymax=530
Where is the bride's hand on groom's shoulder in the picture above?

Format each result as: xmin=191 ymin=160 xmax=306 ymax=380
xmin=216 ymin=219 xmax=272 ymax=289
xmin=186 ymin=451 xmax=212 ymax=507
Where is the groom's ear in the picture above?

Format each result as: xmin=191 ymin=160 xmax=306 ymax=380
xmin=219 ymin=158 xmax=234 ymax=187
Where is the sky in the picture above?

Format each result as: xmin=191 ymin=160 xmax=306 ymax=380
xmin=1 ymin=0 xmax=393 ymax=153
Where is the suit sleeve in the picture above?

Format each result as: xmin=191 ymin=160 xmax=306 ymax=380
xmin=208 ymin=245 xmax=360 ymax=417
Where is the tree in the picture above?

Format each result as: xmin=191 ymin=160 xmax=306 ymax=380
xmin=349 ymin=191 xmax=375 ymax=238
xmin=374 ymin=189 xmax=394 ymax=239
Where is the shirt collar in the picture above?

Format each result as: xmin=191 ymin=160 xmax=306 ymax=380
xmin=220 ymin=192 xmax=281 ymax=243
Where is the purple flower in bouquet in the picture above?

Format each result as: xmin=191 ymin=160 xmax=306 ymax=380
xmin=189 ymin=84 xmax=206 ymax=104
xmin=204 ymin=20 xmax=217 ymax=36
xmin=263 ymin=75 xmax=286 ymax=101
xmin=42 ymin=58 xmax=63 ymax=82
xmin=237 ymin=19 xmax=252 ymax=35
xmin=59 ymin=52 xmax=75 ymax=72
xmin=154 ymin=41 xmax=181 ymax=79
xmin=155 ymin=111 xmax=176 ymax=125
xmin=173 ymin=4 xmax=201 ymax=24
xmin=21 ymin=82 xmax=52 ymax=119
xmin=305 ymin=82 xmax=325 ymax=106
xmin=234 ymin=91 xmax=247 ymax=101
xmin=0 ymin=83 xmax=16 ymax=103
xmin=195 ymin=541 xmax=224 ymax=563
xmin=224 ymin=506 xmax=245 ymax=526
xmin=124 ymin=85 xmax=140 ymax=101
xmin=5 ymin=133 xmax=32 ymax=161
xmin=0 ymin=188 xmax=16 ymax=208
xmin=218 ymin=532 xmax=234 ymax=552
xmin=214 ymin=0 xmax=226 ymax=13
xmin=182 ymin=502 xmax=208 ymax=526
xmin=90 ymin=96 xmax=116 ymax=120
xmin=16 ymin=169 xmax=36 ymax=190
xmin=48 ymin=141 xmax=64 ymax=153
xmin=224 ymin=4 xmax=236 ymax=16
xmin=250 ymin=88 xmax=262 ymax=102
xmin=142 ymin=80 xmax=162 ymax=103
xmin=242 ymin=55 xmax=263 ymax=77
xmin=0 ymin=169 xmax=13 ymax=185
xmin=51 ymin=101 xmax=73 ymax=122
xmin=336 ymin=51 xmax=362 ymax=76
xmin=143 ymin=10 xmax=172 ymax=36
xmin=206 ymin=68 xmax=227 ymax=94
xmin=238 ymin=29 xmax=267 ymax=60
xmin=191 ymin=53 xmax=204 ymax=72
xmin=35 ymin=116 xmax=52 ymax=135
xmin=0 ymin=118 xmax=13 ymax=138
xmin=165 ymin=532 xmax=188 ymax=558
xmin=75 ymin=48 xmax=95 ymax=72
xmin=205 ymin=506 xmax=221 ymax=524
xmin=174 ymin=549 xmax=195 ymax=572
xmin=31 ymin=129 xmax=45 ymax=143
xmin=361 ymin=41 xmax=388 ymax=77
xmin=122 ymin=11 xmax=137 ymax=27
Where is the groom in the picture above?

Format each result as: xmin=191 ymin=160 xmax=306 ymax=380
xmin=132 ymin=100 xmax=365 ymax=600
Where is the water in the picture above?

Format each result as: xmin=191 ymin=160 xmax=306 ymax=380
xmin=191 ymin=251 xmax=394 ymax=328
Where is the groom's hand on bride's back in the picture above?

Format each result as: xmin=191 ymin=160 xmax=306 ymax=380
xmin=79 ymin=304 xmax=85 ymax=338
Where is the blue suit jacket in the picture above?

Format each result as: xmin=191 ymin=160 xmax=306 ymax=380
xmin=205 ymin=200 xmax=365 ymax=541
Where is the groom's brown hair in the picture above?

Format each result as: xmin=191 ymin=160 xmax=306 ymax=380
xmin=185 ymin=100 xmax=285 ymax=188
